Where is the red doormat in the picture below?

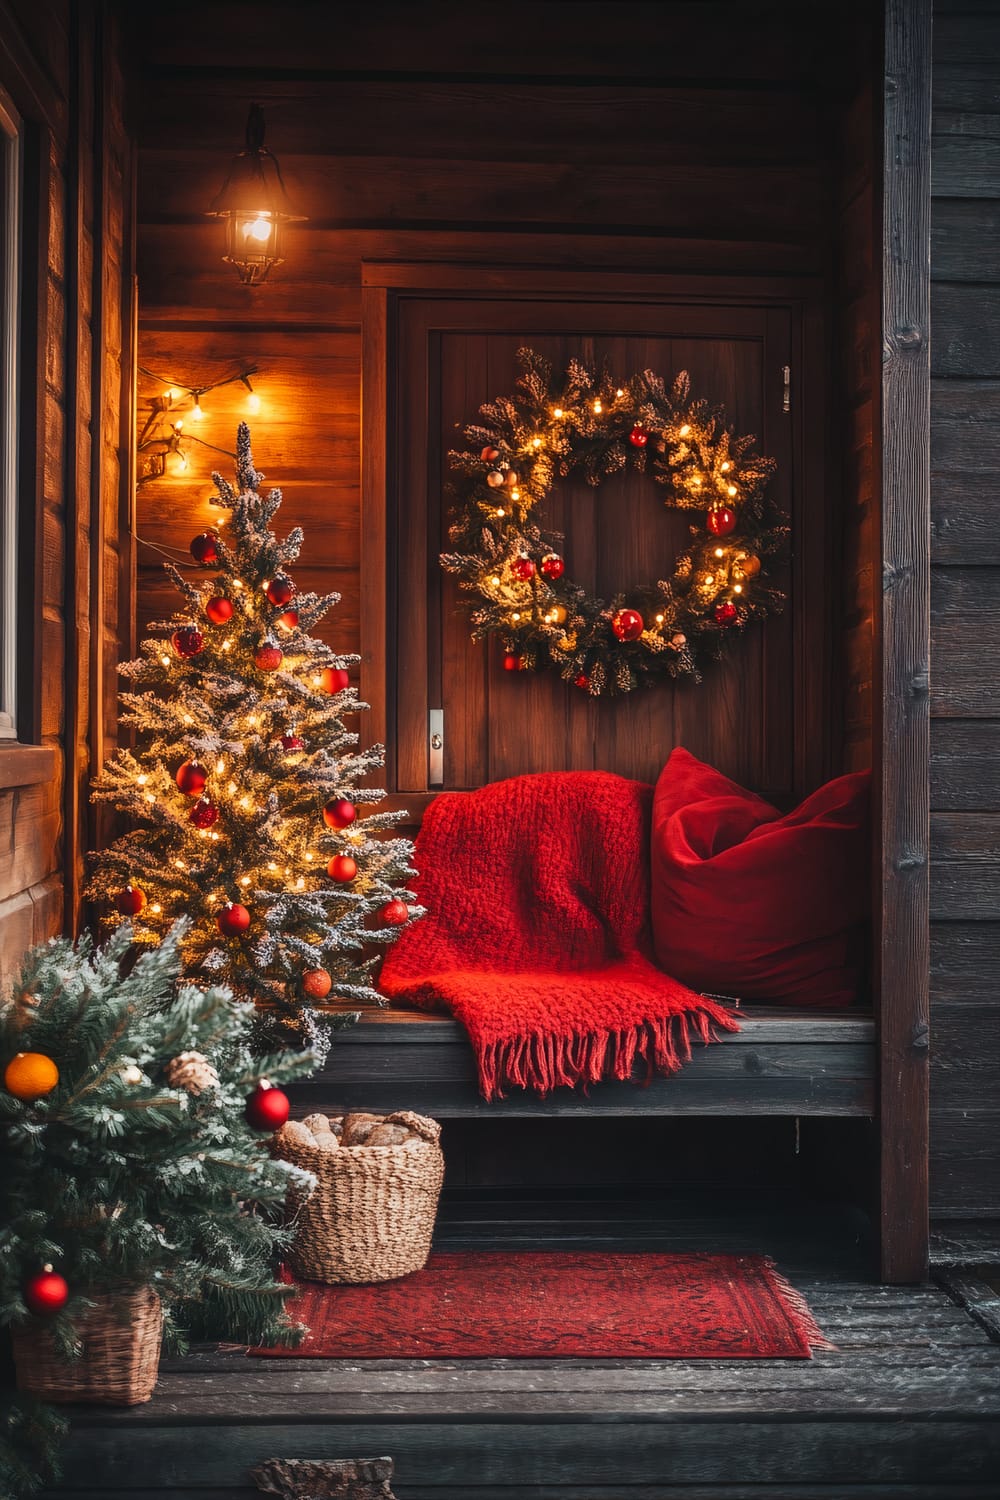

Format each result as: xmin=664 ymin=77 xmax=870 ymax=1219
xmin=250 ymin=1252 xmax=834 ymax=1360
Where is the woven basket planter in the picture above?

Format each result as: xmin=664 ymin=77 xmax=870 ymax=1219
xmin=274 ymin=1109 xmax=445 ymax=1284
xmin=11 ymin=1285 xmax=162 ymax=1406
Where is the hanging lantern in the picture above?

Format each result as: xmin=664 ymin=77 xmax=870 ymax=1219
xmin=207 ymin=104 xmax=306 ymax=286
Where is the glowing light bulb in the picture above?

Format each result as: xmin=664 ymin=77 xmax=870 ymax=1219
xmin=173 ymin=420 xmax=183 ymax=433
xmin=705 ymin=574 xmax=715 ymax=586
xmin=177 ymin=453 xmax=188 ymax=472
xmin=246 ymin=391 xmax=261 ymax=414
xmin=496 ymin=507 xmax=506 ymax=518
xmin=311 ymin=674 xmax=321 ymax=686
xmin=490 ymin=575 xmax=501 ymax=586
xmin=160 ymin=655 xmax=171 ymax=667
xmin=553 ymin=407 xmax=564 ymax=418
xmin=593 ymin=400 xmax=602 ymax=414
xmin=216 ymin=759 xmax=226 ymax=774
xmin=532 ymin=437 xmax=542 ymax=448
xmin=239 ymin=796 xmax=251 ymax=810
xmin=714 ymin=548 xmax=724 ymax=558
xmin=211 ymin=831 xmax=219 ymax=841
xmin=164 ymin=388 xmax=176 ymax=403
xmin=240 ymin=875 xmax=251 ymax=887
xmin=616 ymin=388 xmax=624 ymax=398
xmin=221 ymin=639 xmax=232 ymax=652
xmin=145 ymin=792 xmax=156 ymax=804
xmin=137 ymin=774 xmax=148 ymax=785
xmin=175 ymin=859 xmax=185 ymax=870
xmin=232 ymin=579 xmax=243 ymax=590
xmin=655 ymin=613 xmax=665 ymax=625
xmin=680 ymin=424 xmax=691 ymax=437
xmin=295 ymin=877 xmax=305 ymax=890
xmin=268 ymin=862 xmax=278 ymax=872
xmin=734 ymin=584 xmax=743 ymax=594
xmin=511 ymin=489 xmax=520 ymax=501
xmin=721 ymin=461 xmax=731 ymax=472
xmin=245 ymin=214 xmax=273 ymax=243
xmin=512 ymin=612 xmax=521 ymax=622
xmin=284 ymin=866 xmax=290 ymax=876
xmin=305 ymin=852 xmax=314 ymax=862
xmin=183 ymin=714 xmax=193 ymax=725
xmin=227 ymin=779 xmax=237 ymax=795
xmin=192 ymin=401 xmax=205 ymax=421
xmin=150 ymin=903 xmax=162 ymax=914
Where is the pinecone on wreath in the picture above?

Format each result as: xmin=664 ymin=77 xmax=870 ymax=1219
xmin=164 ymin=1050 xmax=219 ymax=1096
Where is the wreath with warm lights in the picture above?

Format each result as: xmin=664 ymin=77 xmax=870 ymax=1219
xmin=440 ymin=347 xmax=788 ymax=696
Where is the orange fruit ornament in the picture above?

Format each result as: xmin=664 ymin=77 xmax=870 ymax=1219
xmin=5 ymin=1051 xmax=60 ymax=1101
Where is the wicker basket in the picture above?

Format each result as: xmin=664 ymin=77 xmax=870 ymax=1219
xmin=11 ymin=1286 xmax=162 ymax=1406
xmin=274 ymin=1110 xmax=445 ymax=1284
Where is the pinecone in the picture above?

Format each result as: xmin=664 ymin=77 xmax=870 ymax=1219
xmin=165 ymin=1050 xmax=219 ymax=1096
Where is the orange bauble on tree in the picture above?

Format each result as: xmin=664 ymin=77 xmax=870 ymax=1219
xmin=4 ymin=1051 xmax=60 ymax=1102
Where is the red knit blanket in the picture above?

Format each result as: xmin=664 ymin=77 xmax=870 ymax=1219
xmin=378 ymin=772 xmax=739 ymax=1100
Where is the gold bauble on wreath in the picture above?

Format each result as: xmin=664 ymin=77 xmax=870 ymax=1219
xmin=440 ymin=347 xmax=789 ymax=698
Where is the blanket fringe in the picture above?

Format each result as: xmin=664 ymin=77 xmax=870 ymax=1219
xmin=478 ymin=997 xmax=739 ymax=1102
xmin=763 ymin=1258 xmax=838 ymax=1353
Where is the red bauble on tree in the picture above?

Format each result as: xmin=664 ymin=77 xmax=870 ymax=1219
xmin=280 ymin=732 xmax=305 ymax=752
xmin=217 ymin=902 xmax=250 ymax=937
xmin=481 ymin=445 xmax=499 ymax=462
xmin=319 ymin=666 xmax=350 ymax=694
xmin=503 ymin=653 xmax=524 ymax=672
xmin=540 ymin=553 xmax=564 ymax=580
xmin=323 ymin=798 xmax=356 ymax=830
xmin=301 ymin=968 xmax=332 ymax=999
xmin=707 ymin=506 xmax=737 ymax=537
xmin=265 ymin=576 xmax=296 ymax=607
xmin=574 ymin=673 xmax=590 ymax=690
xmin=327 ymin=854 xmax=357 ymax=883
xmin=486 ymin=470 xmax=504 ymax=489
xmin=205 ymin=595 xmax=233 ymax=625
xmin=189 ymin=797 xmax=219 ymax=829
xmin=24 ymin=1267 xmax=69 ymax=1316
xmin=244 ymin=1080 xmax=290 ymax=1133
xmin=505 ymin=471 xmax=520 ymax=488
xmin=512 ymin=555 xmax=535 ymax=580
xmin=115 ymin=884 xmax=146 ymax=916
xmin=172 ymin=626 xmax=204 ymax=659
xmin=175 ymin=759 xmax=208 ymax=796
xmin=379 ymin=899 xmax=409 ymax=926
xmin=255 ymin=645 xmax=283 ymax=672
xmin=612 ymin=608 xmax=644 ymax=642
xmin=628 ymin=424 xmax=649 ymax=448
xmin=190 ymin=531 xmax=219 ymax=565
xmin=713 ymin=600 xmax=739 ymax=627
xmin=276 ymin=609 xmax=299 ymax=632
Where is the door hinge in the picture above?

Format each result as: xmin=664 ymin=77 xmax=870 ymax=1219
xmin=429 ymin=709 xmax=444 ymax=787
xmin=782 ymin=364 xmax=791 ymax=414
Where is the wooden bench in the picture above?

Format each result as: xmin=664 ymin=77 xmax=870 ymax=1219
xmin=292 ymin=1006 xmax=875 ymax=1118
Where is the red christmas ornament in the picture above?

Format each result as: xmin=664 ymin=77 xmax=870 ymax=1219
xmin=503 ymin=653 xmax=524 ymax=672
xmin=380 ymin=899 xmax=410 ymax=926
xmin=714 ymin=600 xmax=739 ymax=626
xmin=277 ymin=609 xmax=299 ymax=632
xmin=540 ymin=553 xmax=565 ymax=580
xmin=280 ymin=732 xmax=305 ymax=752
xmin=266 ymin=576 xmax=296 ymax=607
xmin=505 ymin=470 xmax=520 ymax=488
xmin=205 ymin=595 xmax=233 ymax=625
xmin=481 ymin=445 xmax=500 ymax=462
xmin=319 ymin=666 xmax=350 ymax=694
xmin=115 ymin=884 xmax=146 ymax=916
xmin=255 ymin=645 xmax=283 ymax=672
xmin=244 ymin=1081 xmax=290 ymax=1133
xmin=574 ymin=673 xmax=590 ymax=691
xmin=301 ymin=968 xmax=332 ymax=999
xmin=190 ymin=531 xmax=219 ymax=565
xmin=628 ymin=424 xmax=649 ymax=448
xmin=707 ymin=506 xmax=737 ymax=537
xmin=327 ymin=854 xmax=358 ymax=883
xmin=217 ymin=902 xmax=250 ymax=937
xmin=24 ymin=1267 xmax=69 ymax=1316
xmin=175 ymin=759 xmax=208 ymax=796
xmin=486 ymin=471 xmax=505 ymax=489
xmin=323 ymin=798 xmax=356 ymax=830
xmin=172 ymin=626 xmax=204 ymax=659
xmin=612 ymin=608 xmax=644 ymax=642
xmin=188 ymin=797 xmax=218 ymax=829
xmin=512 ymin=555 xmax=535 ymax=580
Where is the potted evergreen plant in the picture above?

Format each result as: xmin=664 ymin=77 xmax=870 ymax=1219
xmin=0 ymin=922 xmax=317 ymax=1405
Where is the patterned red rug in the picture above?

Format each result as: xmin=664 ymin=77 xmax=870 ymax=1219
xmin=250 ymin=1252 xmax=834 ymax=1360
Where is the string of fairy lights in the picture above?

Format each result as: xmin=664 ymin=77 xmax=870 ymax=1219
xmin=136 ymin=364 xmax=263 ymax=486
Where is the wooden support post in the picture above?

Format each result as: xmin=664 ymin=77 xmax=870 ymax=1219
xmin=252 ymin=1457 xmax=397 ymax=1500
xmin=877 ymin=0 xmax=932 ymax=1283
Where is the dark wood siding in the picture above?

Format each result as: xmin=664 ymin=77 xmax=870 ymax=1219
xmin=930 ymin=0 xmax=1000 ymax=1218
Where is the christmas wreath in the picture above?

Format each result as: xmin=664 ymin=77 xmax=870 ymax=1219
xmin=440 ymin=347 xmax=788 ymax=696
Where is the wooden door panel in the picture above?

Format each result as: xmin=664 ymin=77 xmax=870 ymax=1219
xmin=383 ymin=290 xmax=818 ymax=801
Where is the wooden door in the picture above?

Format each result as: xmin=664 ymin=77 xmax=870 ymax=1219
xmin=363 ymin=270 xmax=829 ymax=808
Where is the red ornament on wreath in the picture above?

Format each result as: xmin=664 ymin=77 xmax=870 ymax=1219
xmin=217 ymin=902 xmax=250 ymax=937
xmin=628 ymin=424 xmax=649 ymax=448
xmin=327 ymin=854 xmax=357 ymax=883
xmin=24 ymin=1267 xmax=69 ymax=1316
xmin=714 ymin=600 xmax=739 ymax=627
xmin=205 ymin=595 xmax=233 ymax=625
xmin=707 ymin=506 xmax=737 ymax=537
xmin=504 ymin=653 xmax=524 ymax=672
xmin=323 ymin=798 xmax=356 ymax=830
xmin=612 ymin=608 xmax=644 ymax=642
xmin=380 ymin=899 xmax=410 ymax=926
xmin=115 ymin=883 xmax=146 ymax=916
xmin=175 ymin=759 xmax=208 ymax=796
xmin=255 ymin=645 xmax=283 ymax=672
xmin=319 ymin=666 xmax=350 ymax=694
xmin=265 ymin=576 xmax=296 ymax=607
xmin=190 ymin=531 xmax=219 ymax=565
xmin=540 ymin=553 xmax=564 ymax=580
xmin=244 ymin=1081 xmax=290 ymax=1133
xmin=301 ymin=968 xmax=332 ymax=999
xmin=189 ymin=797 xmax=218 ymax=829
xmin=172 ymin=626 xmax=204 ymax=659
xmin=512 ymin=555 xmax=535 ymax=580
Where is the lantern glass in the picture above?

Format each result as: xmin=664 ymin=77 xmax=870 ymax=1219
xmin=224 ymin=211 xmax=285 ymax=284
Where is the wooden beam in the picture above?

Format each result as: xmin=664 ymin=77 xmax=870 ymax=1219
xmin=877 ymin=0 xmax=933 ymax=1283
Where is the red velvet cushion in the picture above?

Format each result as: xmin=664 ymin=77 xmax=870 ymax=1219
xmin=650 ymin=748 xmax=870 ymax=1008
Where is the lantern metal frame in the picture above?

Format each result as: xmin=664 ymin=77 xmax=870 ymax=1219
xmin=207 ymin=104 xmax=305 ymax=285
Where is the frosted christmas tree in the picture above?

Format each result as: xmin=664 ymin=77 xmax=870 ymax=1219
xmin=88 ymin=424 xmax=421 ymax=1055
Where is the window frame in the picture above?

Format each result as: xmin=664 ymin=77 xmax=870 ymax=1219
xmin=0 ymin=86 xmax=21 ymax=740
